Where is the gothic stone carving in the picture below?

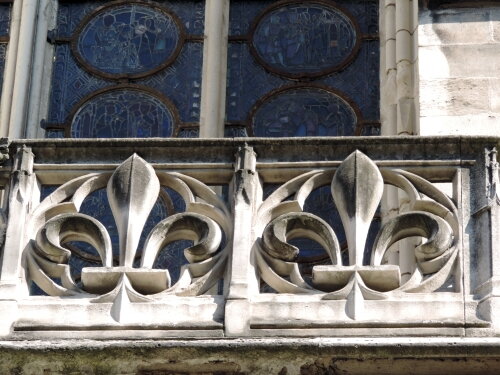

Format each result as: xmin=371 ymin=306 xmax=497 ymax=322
xmin=27 ymin=154 xmax=230 ymax=301
xmin=257 ymin=151 xmax=459 ymax=298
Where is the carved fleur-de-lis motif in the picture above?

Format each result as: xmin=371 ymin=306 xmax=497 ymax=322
xmin=28 ymin=154 xmax=229 ymax=313
xmin=258 ymin=150 xmax=459 ymax=307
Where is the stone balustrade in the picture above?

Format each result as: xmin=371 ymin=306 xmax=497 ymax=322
xmin=0 ymin=136 xmax=498 ymax=339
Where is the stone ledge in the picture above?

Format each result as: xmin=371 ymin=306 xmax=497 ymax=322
xmin=1 ymin=338 xmax=500 ymax=374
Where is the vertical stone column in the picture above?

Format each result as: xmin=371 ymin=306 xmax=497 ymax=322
xmin=380 ymin=0 xmax=397 ymax=136
xmin=199 ymin=0 xmax=229 ymax=138
xmin=0 ymin=145 xmax=35 ymax=335
xmin=395 ymin=0 xmax=418 ymax=135
xmin=0 ymin=145 xmax=35 ymax=295
xmin=380 ymin=0 xmax=419 ymax=275
xmin=475 ymin=146 xmax=500 ymax=334
xmin=380 ymin=0 xmax=418 ymax=136
xmin=225 ymin=145 xmax=260 ymax=336
xmin=0 ymin=0 xmax=23 ymax=137
xmin=7 ymin=0 xmax=40 ymax=138
xmin=26 ymin=0 xmax=56 ymax=138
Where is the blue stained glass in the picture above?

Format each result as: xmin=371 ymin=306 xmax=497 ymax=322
xmin=178 ymin=128 xmax=200 ymax=138
xmin=226 ymin=0 xmax=379 ymax=129
xmin=0 ymin=3 xmax=11 ymax=36
xmin=360 ymin=124 xmax=381 ymax=136
xmin=48 ymin=42 xmax=202 ymax=125
xmin=224 ymin=126 xmax=248 ymax=138
xmin=321 ymin=41 xmax=379 ymax=121
xmin=71 ymin=89 xmax=174 ymax=138
xmin=77 ymin=4 xmax=180 ymax=76
xmin=253 ymin=88 xmax=357 ymax=137
xmin=47 ymin=1 xmax=204 ymax=134
xmin=48 ymin=44 xmax=108 ymax=123
xmin=230 ymin=0 xmax=377 ymax=36
xmin=252 ymin=3 xmax=357 ymax=75
xmin=229 ymin=0 xmax=274 ymax=36
xmin=226 ymin=43 xmax=284 ymax=123
xmin=140 ymin=42 xmax=203 ymax=123
xmin=57 ymin=1 xmax=204 ymax=38
xmin=226 ymin=42 xmax=379 ymax=125
xmin=0 ymin=3 xmax=11 ymax=100
xmin=46 ymin=129 xmax=66 ymax=138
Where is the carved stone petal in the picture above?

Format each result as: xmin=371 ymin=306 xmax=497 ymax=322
xmin=34 ymin=213 xmax=112 ymax=266
xmin=107 ymin=154 xmax=160 ymax=267
xmin=371 ymin=211 xmax=454 ymax=266
xmin=262 ymin=212 xmax=341 ymax=264
xmin=331 ymin=150 xmax=383 ymax=266
xmin=141 ymin=212 xmax=222 ymax=267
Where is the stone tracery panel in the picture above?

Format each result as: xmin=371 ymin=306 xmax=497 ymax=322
xmin=28 ymin=154 xmax=230 ymax=299
xmin=255 ymin=151 xmax=460 ymax=296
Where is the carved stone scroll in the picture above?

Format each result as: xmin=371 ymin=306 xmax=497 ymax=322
xmin=27 ymin=154 xmax=230 ymax=300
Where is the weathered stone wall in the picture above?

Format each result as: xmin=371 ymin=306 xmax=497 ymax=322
xmin=1 ymin=338 xmax=500 ymax=375
xmin=419 ymin=6 xmax=500 ymax=135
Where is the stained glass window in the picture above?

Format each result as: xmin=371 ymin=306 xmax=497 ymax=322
xmin=226 ymin=0 xmax=379 ymax=137
xmin=44 ymin=1 xmax=204 ymax=138
xmin=70 ymin=87 xmax=176 ymax=138
xmin=35 ymin=1 xmax=206 ymax=295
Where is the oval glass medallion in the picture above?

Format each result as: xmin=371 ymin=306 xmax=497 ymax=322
xmin=75 ymin=3 xmax=181 ymax=77
xmin=71 ymin=88 xmax=175 ymax=138
xmin=252 ymin=87 xmax=357 ymax=137
xmin=251 ymin=2 xmax=358 ymax=78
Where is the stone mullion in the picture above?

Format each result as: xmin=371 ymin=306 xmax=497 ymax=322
xmin=0 ymin=0 xmax=22 ymax=137
xmin=381 ymin=0 xmax=397 ymax=136
xmin=475 ymin=147 xmax=500 ymax=334
xmin=7 ymin=0 xmax=39 ymax=138
xmin=25 ymin=0 xmax=56 ymax=139
xmin=225 ymin=145 xmax=260 ymax=336
xmin=395 ymin=0 xmax=419 ymax=136
xmin=199 ymin=0 xmax=230 ymax=138
xmin=380 ymin=0 xmax=419 ymax=136
xmin=380 ymin=0 xmax=419 ymax=278
xmin=0 ymin=145 xmax=35 ymax=298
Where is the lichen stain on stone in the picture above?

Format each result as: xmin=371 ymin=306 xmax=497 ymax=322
xmin=136 ymin=361 xmax=243 ymax=375
xmin=300 ymin=360 xmax=339 ymax=375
